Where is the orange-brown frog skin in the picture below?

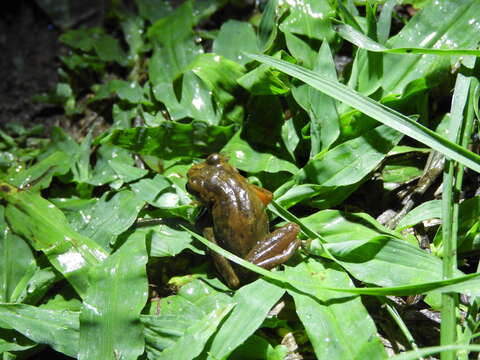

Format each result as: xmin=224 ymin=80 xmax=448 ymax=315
xmin=187 ymin=153 xmax=300 ymax=288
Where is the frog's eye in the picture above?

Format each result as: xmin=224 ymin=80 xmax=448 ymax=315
xmin=206 ymin=153 xmax=222 ymax=165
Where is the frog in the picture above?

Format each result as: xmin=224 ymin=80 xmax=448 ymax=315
xmin=186 ymin=153 xmax=300 ymax=288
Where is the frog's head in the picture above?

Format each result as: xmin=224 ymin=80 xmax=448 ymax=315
xmin=186 ymin=153 xmax=234 ymax=202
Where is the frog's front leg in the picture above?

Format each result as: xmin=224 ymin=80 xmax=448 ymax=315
xmin=245 ymin=223 xmax=300 ymax=269
xmin=203 ymin=227 xmax=241 ymax=289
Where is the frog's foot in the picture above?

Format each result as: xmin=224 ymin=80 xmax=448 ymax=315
xmin=246 ymin=223 xmax=300 ymax=270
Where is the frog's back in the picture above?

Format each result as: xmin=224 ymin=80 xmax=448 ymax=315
xmin=210 ymin=173 xmax=269 ymax=257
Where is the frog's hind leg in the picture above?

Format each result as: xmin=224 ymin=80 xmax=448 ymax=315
xmin=203 ymin=227 xmax=241 ymax=289
xmin=246 ymin=223 xmax=300 ymax=270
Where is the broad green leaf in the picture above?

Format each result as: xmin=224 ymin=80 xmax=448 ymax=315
xmin=300 ymin=125 xmax=403 ymax=186
xmin=382 ymin=0 xmax=480 ymax=94
xmin=108 ymin=157 xmax=149 ymax=184
xmin=78 ymin=235 xmax=148 ymax=360
xmin=135 ymin=0 xmax=173 ymax=23
xmin=59 ymin=28 xmax=100 ymax=52
xmin=274 ymin=182 xmax=351 ymax=210
xmin=301 ymin=210 xmax=458 ymax=288
xmin=0 ymin=304 xmax=79 ymax=357
xmin=189 ymin=53 xmax=245 ymax=107
xmin=230 ymin=335 xmax=288 ymax=360
xmin=221 ymin=131 xmax=298 ymax=174
xmin=396 ymin=200 xmax=442 ymax=230
xmin=7 ymin=151 xmax=70 ymax=191
xmin=0 ymin=184 xmax=108 ymax=297
xmin=93 ymin=34 xmax=127 ymax=65
xmin=279 ymin=0 xmax=334 ymax=41
xmin=382 ymin=163 xmax=423 ymax=183
xmin=142 ymin=280 xmax=234 ymax=359
xmin=285 ymin=260 xmax=387 ymax=360
xmin=283 ymin=31 xmax=317 ymax=69
xmin=72 ymin=190 xmax=145 ymax=250
xmin=179 ymin=71 xmax=221 ymax=125
xmin=213 ymin=20 xmax=258 ymax=65
xmin=157 ymin=305 xmax=234 ymax=360
xmin=86 ymin=145 xmax=137 ymax=187
xmin=128 ymin=221 xmax=200 ymax=258
xmin=16 ymin=267 xmax=60 ymax=305
xmin=147 ymin=1 xmax=202 ymax=119
xmin=120 ymin=15 xmax=144 ymax=57
xmin=131 ymin=174 xmax=196 ymax=220
xmin=292 ymin=41 xmax=340 ymax=156
xmin=91 ymin=79 xmax=146 ymax=104
xmin=321 ymin=236 xmax=454 ymax=288
xmin=237 ymin=62 xmax=290 ymax=95
xmin=207 ymin=279 xmax=285 ymax=360
xmin=248 ymin=54 xmax=480 ymax=173
xmin=103 ymin=122 xmax=235 ymax=160
xmin=0 ymin=206 xmax=36 ymax=302
xmin=300 ymin=210 xmax=400 ymax=243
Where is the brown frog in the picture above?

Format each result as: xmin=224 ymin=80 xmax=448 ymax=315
xmin=186 ymin=153 xmax=300 ymax=288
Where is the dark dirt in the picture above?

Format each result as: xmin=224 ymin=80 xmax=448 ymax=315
xmin=0 ymin=1 xmax=61 ymax=128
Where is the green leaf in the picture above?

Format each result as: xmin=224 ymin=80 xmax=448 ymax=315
xmin=230 ymin=335 xmax=288 ymax=360
xmin=130 ymin=222 xmax=199 ymax=258
xmin=247 ymin=54 xmax=480 ymax=173
xmin=7 ymin=151 xmax=70 ymax=191
xmin=283 ymin=31 xmax=317 ymax=69
xmin=142 ymin=280 xmax=234 ymax=359
xmin=301 ymin=210 xmax=460 ymax=289
xmin=0 ymin=304 xmax=79 ymax=357
xmin=237 ymin=62 xmax=290 ymax=95
xmin=221 ymin=131 xmax=298 ymax=174
xmin=207 ymin=279 xmax=285 ymax=359
xmin=73 ymin=190 xmax=145 ymax=250
xmin=300 ymin=124 xmax=403 ymax=185
xmin=135 ymin=0 xmax=173 ymax=23
xmin=179 ymin=71 xmax=221 ymax=125
xmin=78 ymin=235 xmax=148 ymax=360
xmin=86 ymin=145 xmax=137 ymax=187
xmin=382 ymin=0 xmax=480 ymax=94
xmin=93 ymin=34 xmax=127 ymax=65
xmin=91 ymin=80 xmax=147 ymax=104
xmin=59 ymin=28 xmax=99 ymax=51
xmin=0 ymin=206 xmax=36 ymax=302
xmin=301 ymin=209 xmax=400 ymax=243
xmin=285 ymin=260 xmax=387 ymax=360
xmin=291 ymin=41 xmax=340 ymax=156
xmin=0 ymin=184 xmax=108 ymax=297
xmin=396 ymin=200 xmax=442 ymax=230
xmin=147 ymin=1 xmax=202 ymax=119
xmin=279 ymin=0 xmax=334 ymax=40
xmin=213 ymin=20 xmax=258 ymax=65
xmin=102 ymin=122 xmax=235 ymax=160
xmin=189 ymin=53 xmax=245 ymax=107
xmin=121 ymin=15 xmax=145 ymax=57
